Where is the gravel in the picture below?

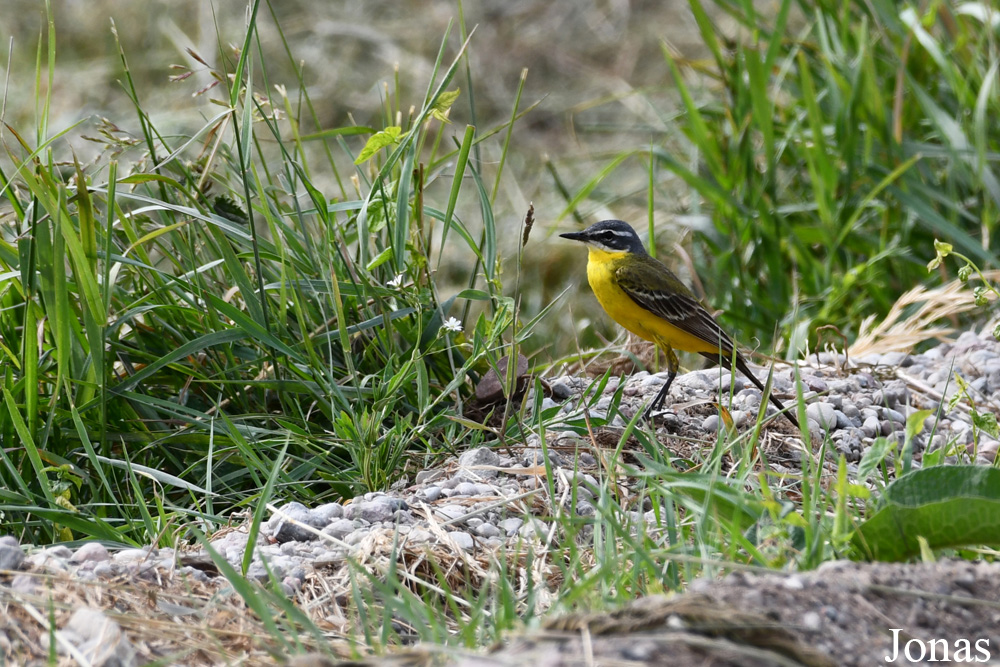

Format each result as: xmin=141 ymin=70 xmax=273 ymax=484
xmin=5 ymin=330 xmax=1000 ymax=664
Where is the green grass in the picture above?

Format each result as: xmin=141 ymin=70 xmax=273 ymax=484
xmin=1 ymin=0 xmax=1000 ymax=661
xmin=556 ymin=0 xmax=1000 ymax=357
xmin=0 ymin=2 xmax=530 ymax=545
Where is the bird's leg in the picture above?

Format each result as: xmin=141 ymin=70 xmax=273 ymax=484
xmin=644 ymin=344 xmax=679 ymax=419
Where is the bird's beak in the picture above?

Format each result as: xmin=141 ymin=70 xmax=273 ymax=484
xmin=559 ymin=231 xmax=587 ymax=242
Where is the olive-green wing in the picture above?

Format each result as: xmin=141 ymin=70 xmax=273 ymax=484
xmin=615 ymin=257 xmax=736 ymax=355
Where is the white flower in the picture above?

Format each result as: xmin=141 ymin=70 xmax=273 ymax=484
xmin=387 ymin=273 xmax=405 ymax=288
xmin=441 ymin=317 xmax=463 ymax=333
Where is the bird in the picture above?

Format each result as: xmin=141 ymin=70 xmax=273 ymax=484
xmin=560 ymin=219 xmax=799 ymax=428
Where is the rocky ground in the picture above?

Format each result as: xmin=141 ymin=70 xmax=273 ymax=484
xmin=317 ymin=559 xmax=1000 ymax=667
xmin=3 ymin=327 xmax=1000 ymax=665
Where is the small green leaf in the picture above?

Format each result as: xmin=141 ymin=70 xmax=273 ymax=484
xmin=905 ymin=409 xmax=934 ymax=442
xmin=846 ymin=484 xmax=871 ymax=498
xmin=455 ymin=288 xmax=491 ymax=301
xmin=922 ymin=446 xmax=945 ymax=467
xmin=972 ymin=409 xmax=1000 ymax=438
xmin=857 ymin=436 xmax=894 ymax=482
xmin=213 ymin=196 xmax=249 ymax=225
xmin=430 ymin=88 xmax=460 ymax=123
xmin=927 ymin=239 xmax=953 ymax=271
xmin=355 ymin=126 xmax=406 ymax=164
xmin=118 ymin=173 xmax=184 ymax=188
xmin=365 ymin=246 xmax=394 ymax=271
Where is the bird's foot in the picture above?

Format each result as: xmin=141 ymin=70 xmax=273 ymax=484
xmin=643 ymin=408 xmax=682 ymax=432
xmin=642 ymin=404 xmax=671 ymax=422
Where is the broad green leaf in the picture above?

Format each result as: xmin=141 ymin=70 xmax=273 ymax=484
xmin=854 ymin=466 xmax=1000 ymax=561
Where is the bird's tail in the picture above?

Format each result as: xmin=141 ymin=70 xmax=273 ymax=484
xmin=702 ymin=352 xmax=800 ymax=429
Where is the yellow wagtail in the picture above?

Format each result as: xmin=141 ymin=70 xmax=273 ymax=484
xmin=560 ymin=220 xmax=799 ymax=428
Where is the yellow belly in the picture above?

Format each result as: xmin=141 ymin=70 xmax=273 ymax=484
xmin=586 ymin=248 xmax=718 ymax=354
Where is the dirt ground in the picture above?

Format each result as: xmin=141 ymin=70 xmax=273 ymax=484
xmin=304 ymin=559 xmax=1000 ymax=667
xmin=6 ymin=536 xmax=1000 ymax=665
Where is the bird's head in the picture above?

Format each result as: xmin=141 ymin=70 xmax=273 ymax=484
xmin=559 ymin=220 xmax=647 ymax=255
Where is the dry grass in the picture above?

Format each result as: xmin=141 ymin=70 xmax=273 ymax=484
xmin=0 ymin=457 xmax=582 ymax=664
xmin=0 ymin=569 xmax=309 ymax=665
xmin=847 ymin=272 xmax=1000 ymax=359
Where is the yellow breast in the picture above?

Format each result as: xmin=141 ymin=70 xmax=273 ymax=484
xmin=585 ymin=247 xmax=718 ymax=354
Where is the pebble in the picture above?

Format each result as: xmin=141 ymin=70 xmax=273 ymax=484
xmin=344 ymin=497 xmax=408 ymax=523
xmin=474 ymin=523 xmax=501 ymax=538
xmin=94 ymin=561 xmax=116 ymax=580
xmin=311 ymin=503 xmax=344 ymax=522
xmin=979 ymin=439 xmax=1000 ymax=463
xmin=806 ymin=402 xmax=837 ymax=431
xmin=675 ymin=371 xmax=712 ymax=392
xmin=521 ymin=447 xmax=566 ymax=467
xmin=324 ymin=519 xmax=358 ymax=540
xmin=715 ymin=373 xmax=743 ymax=393
xmin=407 ymin=528 xmax=433 ymax=544
xmin=884 ymin=408 xmax=905 ymax=425
xmin=783 ymin=575 xmax=805 ymax=590
xmin=500 ymin=518 xmax=524 ymax=535
xmin=455 ymin=482 xmax=480 ymax=496
xmin=0 ymin=544 xmax=25 ymax=572
xmin=861 ymin=416 xmax=880 ymax=438
xmin=448 ymin=531 xmax=475 ymax=551
xmin=10 ymin=573 xmax=39 ymax=594
xmin=415 ymin=469 xmax=445 ymax=484
xmin=519 ymin=518 xmax=548 ymax=539
xmin=436 ymin=505 xmax=467 ymax=522
xmin=71 ymin=542 xmax=110 ymax=564
xmin=53 ymin=607 xmax=137 ymax=666
xmin=458 ymin=446 xmax=501 ymax=478
xmin=881 ymin=351 xmax=910 ymax=367
xmin=270 ymin=505 xmax=319 ymax=543
xmin=550 ymin=380 xmax=573 ymax=400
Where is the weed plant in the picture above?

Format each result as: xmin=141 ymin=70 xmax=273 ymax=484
xmin=0 ymin=4 xmax=537 ymax=546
